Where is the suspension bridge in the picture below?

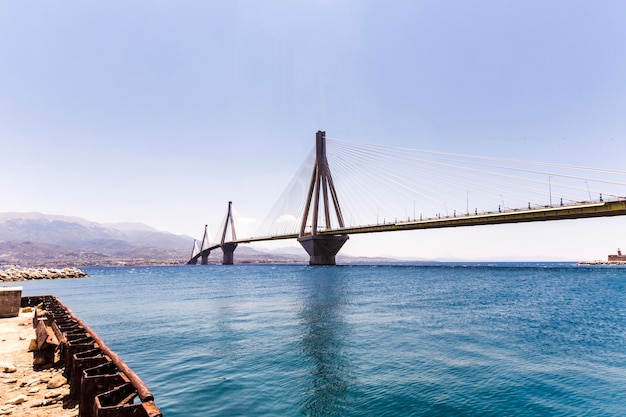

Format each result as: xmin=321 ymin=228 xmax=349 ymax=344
xmin=188 ymin=131 xmax=626 ymax=265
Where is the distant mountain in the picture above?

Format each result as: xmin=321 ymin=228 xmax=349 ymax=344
xmin=0 ymin=212 xmax=191 ymax=250
xmin=0 ymin=212 xmax=404 ymax=267
xmin=0 ymin=212 xmax=193 ymax=267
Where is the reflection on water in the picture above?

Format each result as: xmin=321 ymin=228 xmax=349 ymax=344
xmin=19 ymin=264 xmax=626 ymax=416
xmin=298 ymin=268 xmax=352 ymax=416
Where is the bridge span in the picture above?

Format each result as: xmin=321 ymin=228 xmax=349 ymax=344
xmin=189 ymin=131 xmax=626 ymax=266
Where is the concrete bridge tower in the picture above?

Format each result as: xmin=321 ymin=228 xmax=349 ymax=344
xmin=188 ymin=239 xmax=200 ymax=265
xmin=200 ymin=225 xmax=211 ymax=265
xmin=297 ymin=131 xmax=349 ymax=265
xmin=220 ymin=201 xmax=238 ymax=265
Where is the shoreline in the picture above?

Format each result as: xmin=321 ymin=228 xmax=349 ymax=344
xmin=2 ymin=297 xmax=162 ymax=417
xmin=577 ymin=260 xmax=626 ymax=265
xmin=0 ymin=309 xmax=75 ymax=417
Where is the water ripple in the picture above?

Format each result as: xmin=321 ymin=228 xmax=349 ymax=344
xmin=17 ymin=263 xmax=626 ymax=416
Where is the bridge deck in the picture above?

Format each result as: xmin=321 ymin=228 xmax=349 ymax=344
xmin=244 ymin=200 xmax=626 ymax=241
xmin=321 ymin=200 xmax=626 ymax=236
xmin=190 ymin=200 xmax=626 ymax=263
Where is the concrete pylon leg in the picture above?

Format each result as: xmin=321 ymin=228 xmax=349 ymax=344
xmin=297 ymin=235 xmax=349 ymax=265
xmin=221 ymin=243 xmax=238 ymax=265
xmin=201 ymin=251 xmax=210 ymax=265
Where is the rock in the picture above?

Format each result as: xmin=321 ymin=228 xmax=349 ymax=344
xmin=5 ymin=394 xmax=27 ymax=404
xmin=1 ymin=378 xmax=17 ymax=384
xmin=44 ymin=390 xmax=61 ymax=399
xmin=30 ymin=398 xmax=59 ymax=407
xmin=1 ymin=364 xmax=16 ymax=374
xmin=0 ymin=405 xmax=13 ymax=416
xmin=25 ymin=377 xmax=40 ymax=386
xmin=46 ymin=374 xmax=67 ymax=389
xmin=21 ymin=306 xmax=33 ymax=313
xmin=27 ymin=386 xmax=40 ymax=394
xmin=0 ymin=267 xmax=88 ymax=281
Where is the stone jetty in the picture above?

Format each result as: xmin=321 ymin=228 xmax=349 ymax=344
xmin=0 ymin=268 xmax=87 ymax=282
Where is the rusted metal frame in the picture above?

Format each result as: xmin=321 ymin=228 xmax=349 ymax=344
xmin=51 ymin=297 xmax=155 ymax=403
xmin=50 ymin=321 xmax=65 ymax=344
xmin=34 ymin=296 xmax=161 ymax=416
xmin=137 ymin=401 xmax=162 ymax=417
xmin=69 ymin=349 xmax=109 ymax=400
xmin=23 ymin=295 xmax=160 ymax=416
xmin=81 ymin=362 xmax=128 ymax=417
xmin=65 ymin=337 xmax=96 ymax=386
xmin=94 ymin=382 xmax=162 ymax=417
xmin=35 ymin=318 xmax=59 ymax=349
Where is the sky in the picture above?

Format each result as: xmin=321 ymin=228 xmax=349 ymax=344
xmin=1 ymin=1 xmax=625 ymax=261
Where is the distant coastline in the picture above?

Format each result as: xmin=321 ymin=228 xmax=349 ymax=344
xmin=577 ymin=260 xmax=626 ymax=266
xmin=578 ymin=248 xmax=626 ymax=265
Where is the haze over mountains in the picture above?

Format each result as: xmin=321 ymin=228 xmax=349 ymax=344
xmin=0 ymin=212 xmax=320 ymax=266
xmin=0 ymin=212 xmax=190 ymax=250
xmin=0 ymin=212 xmax=572 ymax=266
xmin=0 ymin=212 xmax=192 ymax=266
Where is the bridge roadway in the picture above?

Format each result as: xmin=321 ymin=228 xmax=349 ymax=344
xmin=193 ymin=199 xmax=626 ymax=261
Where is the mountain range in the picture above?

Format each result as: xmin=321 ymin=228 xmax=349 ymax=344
xmin=0 ymin=212 xmax=576 ymax=267
xmin=0 ymin=212 xmax=195 ymax=266
xmin=0 ymin=212 xmax=381 ymax=267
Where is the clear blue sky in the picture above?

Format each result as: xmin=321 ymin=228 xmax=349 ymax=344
xmin=1 ymin=1 xmax=625 ymax=260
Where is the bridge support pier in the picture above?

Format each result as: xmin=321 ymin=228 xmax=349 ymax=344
xmin=201 ymin=251 xmax=210 ymax=265
xmin=298 ymin=235 xmax=349 ymax=266
xmin=221 ymin=243 xmax=238 ymax=265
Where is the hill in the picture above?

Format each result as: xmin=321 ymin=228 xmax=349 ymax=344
xmin=0 ymin=212 xmax=192 ymax=267
xmin=0 ymin=212 xmax=401 ymax=267
xmin=0 ymin=212 xmax=319 ymax=266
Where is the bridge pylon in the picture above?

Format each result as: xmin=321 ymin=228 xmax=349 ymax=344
xmin=297 ymin=131 xmax=349 ymax=265
xmin=220 ymin=201 xmax=238 ymax=265
xmin=200 ymin=224 xmax=211 ymax=265
xmin=187 ymin=239 xmax=200 ymax=265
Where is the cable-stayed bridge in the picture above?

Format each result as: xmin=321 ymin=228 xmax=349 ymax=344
xmin=189 ymin=131 xmax=626 ymax=265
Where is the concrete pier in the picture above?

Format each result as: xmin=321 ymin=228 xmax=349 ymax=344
xmin=221 ymin=243 xmax=238 ymax=265
xmin=201 ymin=251 xmax=210 ymax=265
xmin=298 ymin=235 xmax=349 ymax=266
xmin=0 ymin=287 xmax=22 ymax=318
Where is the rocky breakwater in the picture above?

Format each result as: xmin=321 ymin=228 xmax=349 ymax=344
xmin=0 ymin=268 xmax=87 ymax=282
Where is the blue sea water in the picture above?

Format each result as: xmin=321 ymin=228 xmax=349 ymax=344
xmin=16 ymin=263 xmax=626 ymax=416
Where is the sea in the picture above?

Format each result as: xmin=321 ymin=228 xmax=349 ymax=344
xmin=15 ymin=263 xmax=626 ymax=416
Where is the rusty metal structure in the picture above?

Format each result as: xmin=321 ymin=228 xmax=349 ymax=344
xmin=22 ymin=295 xmax=162 ymax=417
